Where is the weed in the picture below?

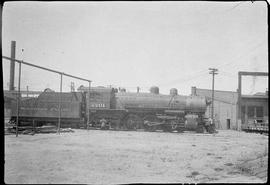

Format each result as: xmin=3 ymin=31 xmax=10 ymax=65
xmin=214 ymin=167 xmax=223 ymax=172
xmin=191 ymin=171 xmax=200 ymax=176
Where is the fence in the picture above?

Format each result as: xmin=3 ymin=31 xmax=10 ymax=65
xmin=2 ymin=54 xmax=91 ymax=137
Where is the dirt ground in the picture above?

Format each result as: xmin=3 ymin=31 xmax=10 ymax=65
xmin=5 ymin=129 xmax=268 ymax=184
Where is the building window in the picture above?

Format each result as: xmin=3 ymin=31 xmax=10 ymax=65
xmin=247 ymin=106 xmax=263 ymax=118
xmin=241 ymin=105 xmax=246 ymax=121
xmin=256 ymin=106 xmax=263 ymax=118
xmin=248 ymin=106 xmax=255 ymax=118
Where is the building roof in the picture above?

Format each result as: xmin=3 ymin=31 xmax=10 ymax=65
xmin=195 ymin=88 xmax=238 ymax=105
xmin=241 ymin=95 xmax=268 ymax=99
xmin=253 ymin=92 xmax=267 ymax=96
xmin=77 ymin=85 xmax=113 ymax=93
xmin=195 ymin=88 xmax=268 ymax=103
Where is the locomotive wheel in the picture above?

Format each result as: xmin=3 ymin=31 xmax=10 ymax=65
xmin=143 ymin=115 xmax=158 ymax=132
xmin=207 ymin=124 xmax=216 ymax=134
xmin=176 ymin=127 xmax=185 ymax=133
xmin=166 ymin=121 xmax=178 ymax=132
xmin=196 ymin=124 xmax=205 ymax=133
xmin=162 ymin=124 xmax=172 ymax=132
xmin=171 ymin=121 xmax=178 ymax=130
xmin=124 ymin=114 xmax=143 ymax=130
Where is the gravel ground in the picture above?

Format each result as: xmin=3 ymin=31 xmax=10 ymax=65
xmin=4 ymin=129 xmax=268 ymax=184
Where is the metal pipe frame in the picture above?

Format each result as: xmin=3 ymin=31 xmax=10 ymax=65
xmin=16 ymin=62 xmax=22 ymax=137
xmin=2 ymin=56 xmax=91 ymax=83
xmin=58 ymin=73 xmax=63 ymax=134
xmin=2 ymin=55 xmax=92 ymax=135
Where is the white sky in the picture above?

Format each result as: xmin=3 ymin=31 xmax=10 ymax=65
xmin=2 ymin=1 xmax=268 ymax=95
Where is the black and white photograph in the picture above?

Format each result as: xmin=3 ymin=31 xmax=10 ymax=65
xmin=2 ymin=1 xmax=268 ymax=184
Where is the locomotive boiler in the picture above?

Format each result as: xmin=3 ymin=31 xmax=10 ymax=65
xmin=87 ymin=86 xmax=215 ymax=133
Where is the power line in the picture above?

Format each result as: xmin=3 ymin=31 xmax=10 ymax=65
xmin=158 ymin=71 xmax=209 ymax=87
xmin=215 ymin=40 xmax=266 ymax=70
xmin=218 ymin=70 xmax=236 ymax=77
xmin=223 ymin=1 xmax=247 ymax=13
xmin=219 ymin=73 xmax=236 ymax=79
xmin=158 ymin=40 xmax=266 ymax=88
xmin=204 ymin=95 xmax=236 ymax=105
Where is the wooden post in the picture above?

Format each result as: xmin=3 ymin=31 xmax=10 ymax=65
xmin=9 ymin=41 xmax=16 ymax=91
xmin=209 ymin=68 xmax=218 ymax=128
xmin=237 ymin=73 xmax=242 ymax=131
xmin=87 ymin=81 xmax=91 ymax=130
xmin=245 ymin=105 xmax=248 ymax=126
xmin=32 ymin=119 xmax=35 ymax=135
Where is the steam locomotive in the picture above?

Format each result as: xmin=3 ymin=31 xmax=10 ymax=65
xmin=9 ymin=86 xmax=216 ymax=133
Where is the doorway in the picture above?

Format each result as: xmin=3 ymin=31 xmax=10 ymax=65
xmin=226 ymin=119 xmax=230 ymax=129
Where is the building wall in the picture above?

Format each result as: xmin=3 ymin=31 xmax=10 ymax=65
xmin=205 ymin=101 xmax=237 ymax=130
xmin=241 ymin=97 xmax=268 ymax=125
xmin=194 ymin=88 xmax=238 ymax=130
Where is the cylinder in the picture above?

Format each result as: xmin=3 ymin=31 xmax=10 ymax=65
xmin=9 ymin=41 xmax=16 ymax=91
xmin=150 ymin=86 xmax=159 ymax=94
xmin=185 ymin=114 xmax=199 ymax=130
xmin=170 ymin=88 xmax=178 ymax=96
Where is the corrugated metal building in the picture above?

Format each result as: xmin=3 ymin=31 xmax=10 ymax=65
xmin=192 ymin=87 xmax=268 ymax=130
xmin=191 ymin=87 xmax=238 ymax=130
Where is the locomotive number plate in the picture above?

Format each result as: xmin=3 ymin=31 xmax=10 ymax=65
xmin=90 ymin=103 xmax=106 ymax=108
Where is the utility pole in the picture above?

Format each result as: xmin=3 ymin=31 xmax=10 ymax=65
xmin=209 ymin=68 xmax=218 ymax=123
xmin=26 ymin=86 xmax=29 ymax=97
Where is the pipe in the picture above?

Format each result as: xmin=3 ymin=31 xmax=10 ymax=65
xmin=57 ymin=73 xmax=63 ymax=134
xmin=2 ymin=56 xmax=91 ymax=83
xmin=16 ymin=61 xmax=21 ymax=137
xmin=9 ymin=41 xmax=16 ymax=91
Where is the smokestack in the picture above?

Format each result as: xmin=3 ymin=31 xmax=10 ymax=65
xmin=191 ymin=86 xmax=197 ymax=96
xmin=150 ymin=86 xmax=159 ymax=94
xmin=9 ymin=41 xmax=16 ymax=91
xmin=137 ymin=86 xmax=140 ymax=93
xmin=170 ymin=88 xmax=178 ymax=96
